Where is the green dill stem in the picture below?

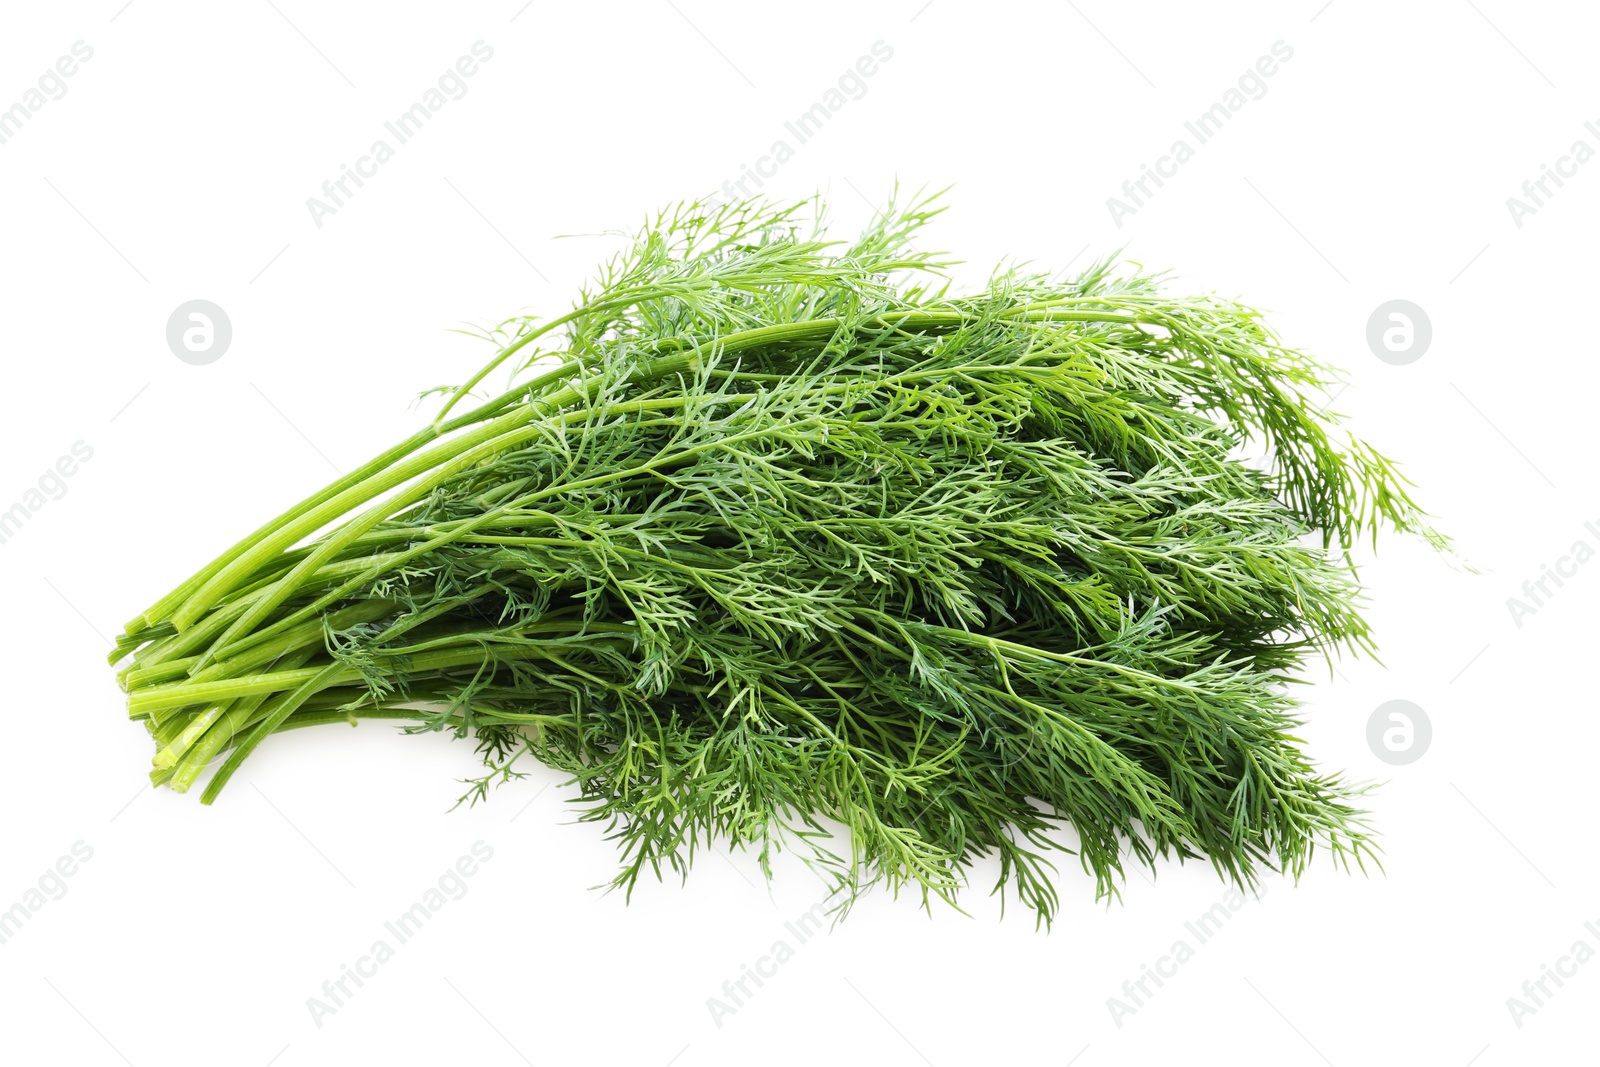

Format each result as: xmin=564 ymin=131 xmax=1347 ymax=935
xmin=168 ymin=345 xmax=700 ymax=635
xmin=126 ymin=353 xmax=589 ymax=638
xmin=130 ymin=310 xmax=1036 ymax=636
xmin=119 ymin=602 xmax=247 ymax=687
xmin=154 ymin=705 xmax=225 ymax=769
xmin=168 ymin=403 xmax=555 ymax=633
xmin=142 ymin=308 xmax=1149 ymax=644
xmin=166 ymin=645 xmax=320 ymax=790
xmin=184 ymin=511 xmax=524 ymax=671
xmin=129 ymin=640 xmax=579 ymax=717
xmin=127 ymin=599 xmax=398 ymax=691
xmin=431 ymin=306 xmax=586 ymax=426
xmin=198 ymin=663 xmax=344 ymax=804
xmin=182 ymin=420 xmax=584 ymax=662
xmin=195 ymin=549 xmax=462 ymax=667
xmin=126 ymin=426 xmax=447 ymax=635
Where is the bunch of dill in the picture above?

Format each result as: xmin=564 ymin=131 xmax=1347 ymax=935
xmin=112 ymin=193 xmax=1437 ymax=923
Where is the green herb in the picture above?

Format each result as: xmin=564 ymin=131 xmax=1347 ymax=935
xmin=112 ymin=192 xmax=1440 ymax=923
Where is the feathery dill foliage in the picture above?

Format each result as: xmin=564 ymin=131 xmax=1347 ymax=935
xmin=112 ymin=192 xmax=1437 ymax=924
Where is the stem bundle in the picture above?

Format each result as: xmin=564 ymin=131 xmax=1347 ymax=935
xmin=111 ymin=193 xmax=1437 ymax=922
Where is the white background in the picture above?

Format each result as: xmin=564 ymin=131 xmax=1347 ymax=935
xmin=0 ymin=1 xmax=1595 ymax=1064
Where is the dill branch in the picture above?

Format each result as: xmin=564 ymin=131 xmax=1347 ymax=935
xmin=115 ymin=189 xmax=1436 ymax=925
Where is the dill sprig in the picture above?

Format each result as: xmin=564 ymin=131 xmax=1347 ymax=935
xmin=111 ymin=191 xmax=1437 ymax=924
